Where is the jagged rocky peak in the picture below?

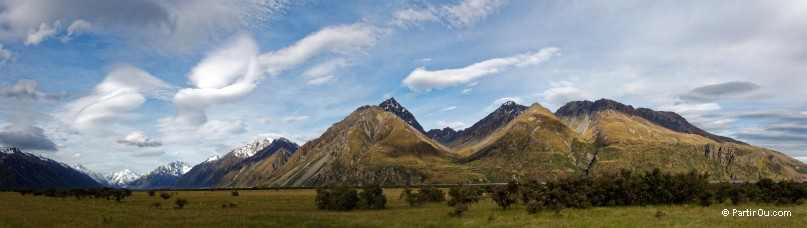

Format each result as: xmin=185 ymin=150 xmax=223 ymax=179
xmin=232 ymin=138 xmax=274 ymax=158
xmin=377 ymin=97 xmax=426 ymax=133
xmin=0 ymin=147 xmax=22 ymax=154
xmin=151 ymin=161 xmax=191 ymax=176
xmin=496 ymin=100 xmax=528 ymax=114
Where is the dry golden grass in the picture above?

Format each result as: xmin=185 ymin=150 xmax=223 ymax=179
xmin=1 ymin=188 xmax=805 ymax=227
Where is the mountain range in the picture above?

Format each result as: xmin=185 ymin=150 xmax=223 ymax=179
xmin=2 ymin=97 xmax=805 ymax=190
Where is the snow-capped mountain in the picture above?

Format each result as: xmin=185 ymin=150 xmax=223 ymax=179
xmin=72 ymin=164 xmax=110 ymax=186
xmin=378 ymin=97 xmax=427 ymax=133
xmin=127 ymin=161 xmax=191 ymax=189
xmin=175 ymin=138 xmax=280 ymax=188
xmin=232 ymin=139 xmax=274 ymax=158
xmin=105 ymin=169 xmax=141 ymax=187
xmin=0 ymin=147 xmax=102 ymax=190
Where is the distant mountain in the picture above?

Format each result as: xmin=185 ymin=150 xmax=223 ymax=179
xmin=0 ymin=147 xmax=101 ymax=190
xmin=128 ymin=161 xmax=190 ymax=189
xmin=379 ymin=97 xmax=426 ymax=133
xmin=72 ymin=164 xmax=110 ymax=186
xmin=426 ymin=127 xmax=460 ymax=144
xmin=449 ymin=100 xmax=528 ymax=151
xmin=105 ymin=169 xmax=140 ymax=188
xmin=174 ymin=139 xmax=274 ymax=188
xmin=220 ymin=138 xmax=300 ymax=187
xmin=262 ymin=105 xmax=486 ymax=187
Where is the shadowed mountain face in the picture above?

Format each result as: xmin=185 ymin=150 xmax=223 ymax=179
xmin=426 ymin=127 xmax=460 ymax=144
xmin=0 ymin=147 xmax=101 ymax=190
xmin=379 ymin=97 xmax=426 ymax=134
xmin=448 ymin=101 xmax=528 ymax=150
xmin=174 ymin=139 xmax=273 ymax=189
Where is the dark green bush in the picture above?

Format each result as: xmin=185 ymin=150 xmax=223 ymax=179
xmin=160 ymin=192 xmax=172 ymax=199
xmin=490 ymin=181 xmax=519 ymax=210
xmin=316 ymin=185 xmax=359 ymax=211
xmin=358 ymin=184 xmax=386 ymax=209
xmin=175 ymin=198 xmax=188 ymax=209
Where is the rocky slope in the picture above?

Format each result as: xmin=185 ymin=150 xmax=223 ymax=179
xmin=426 ymin=127 xmax=460 ymax=144
xmin=220 ymin=138 xmax=300 ymax=187
xmin=0 ymin=147 xmax=101 ymax=190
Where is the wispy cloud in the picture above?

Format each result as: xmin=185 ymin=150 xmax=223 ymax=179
xmin=403 ymin=47 xmax=559 ymax=92
xmin=116 ymin=132 xmax=162 ymax=147
xmin=283 ymin=116 xmax=310 ymax=124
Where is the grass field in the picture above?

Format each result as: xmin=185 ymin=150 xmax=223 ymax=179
xmin=0 ymin=188 xmax=805 ymax=227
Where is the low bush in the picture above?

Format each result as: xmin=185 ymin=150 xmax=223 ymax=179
xmin=315 ymin=185 xmax=359 ymax=211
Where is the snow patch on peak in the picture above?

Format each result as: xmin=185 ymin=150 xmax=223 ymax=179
xmin=231 ymin=138 xmax=274 ymax=158
xmin=149 ymin=161 xmax=191 ymax=176
xmin=206 ymin=155 xmax=220 ymax=162
xmin=106 ymin=169 xmax=141 ymax=186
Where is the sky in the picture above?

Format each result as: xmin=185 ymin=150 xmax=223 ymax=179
xmin=0 ymin=0 xmax=805 ymax=174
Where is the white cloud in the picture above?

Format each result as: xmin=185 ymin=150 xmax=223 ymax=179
xmin=441 ymin=106 xmax=457 ymax=111
xmin=306 ymin=75 xmax=336 ymax=85
xmin=0 ymin=125 xmax=57 ymax=151
xmin=58 ymin=65 xmax=173 ymax=136
xmin=0 ymin=44 xmax=16 ymax=65
xmin=283 ymin=116 xmax=310 ymax=124
xmin=158 ymin=119 xmax=246 ymax=143
xmin=461 ymin=88 xmax=472 ymax=94
xmin=402 ymin=47 xmax=559 ymax=92
xmin=442 ymin=0 xmax=505 ymax=27
xmin=116 ymin=132 xmax=162 ymax=147
xmin=392 ymin=0 xmax=505 ymax=28
xmin=24 ymin=20 xmax=60 ymax=46
xmin=303 ymin=58 xmax=348 ymax=85
xmin=436 ymin=120 xmax=465 ymax=129
xmin=171 ymin=35 xmax=261 ymax=127
xmin=392 ymin=7 xmax=440 ymax=27
xmin=259 ymin=23 xmax=379 ymax=76
xmin=0 ymin=79 xmax=68 ymax=100
xmin=540 ymin=81 xmax=589 ymax=108
xmin=658 ymin=102 xmax=722 ymax=115
xmin=62 ymin=19 xmax=91 ymax=41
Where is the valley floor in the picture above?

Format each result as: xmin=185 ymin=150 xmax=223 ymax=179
xmin=0 ymin=189 xmax=804 ymax=227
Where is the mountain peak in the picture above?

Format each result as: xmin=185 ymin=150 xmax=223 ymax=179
xmin=377 ymin=97 xmax=426 ymax=133
xmin=232 ymin=138 xmax=274 ymax=158
xmin=496 ymin=100 xmax=527 ymax=115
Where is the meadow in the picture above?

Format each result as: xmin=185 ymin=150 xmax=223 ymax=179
xmin=0 ymin=188 xmax=804 ymax=227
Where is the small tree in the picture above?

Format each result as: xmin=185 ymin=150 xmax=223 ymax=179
xmin=447 ymin=185 xmax=482 ymax=217
xmin=175 ymin=198 xmax=188 ymax=209
xmin=491 ymin=182 xmax=519 ymax=210
xmin=147 ymin=190 xmax=156 ymax=197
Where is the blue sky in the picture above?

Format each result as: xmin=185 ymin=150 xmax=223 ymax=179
xmin=0 ymin=0 xmax=805 ymax=173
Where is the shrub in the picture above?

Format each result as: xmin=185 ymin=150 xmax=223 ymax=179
xmin=175 ymin=198 xmax=188 ymax=209
xmin=147 ymin=190 xmax=156 ymax=197
xmin=160 ymin=192 xmax=172 ymax=199
xmin=490 ymin=181 xmax=519 ymax=210
xmin=358 ymin=184 xmax=386 ymax=209
xmin=316 ymin=185 xmax=359 ymax=211
xmin=231 ymin=191 xmax=240 ymax=197
xmin=400 ymin=186 xmax=446 ymax=207
xmin=447 ymin=184 xmax=482 ymax=217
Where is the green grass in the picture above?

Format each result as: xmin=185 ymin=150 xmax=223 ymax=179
xmin=1 ymin=189 xmax=805 ymax=227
